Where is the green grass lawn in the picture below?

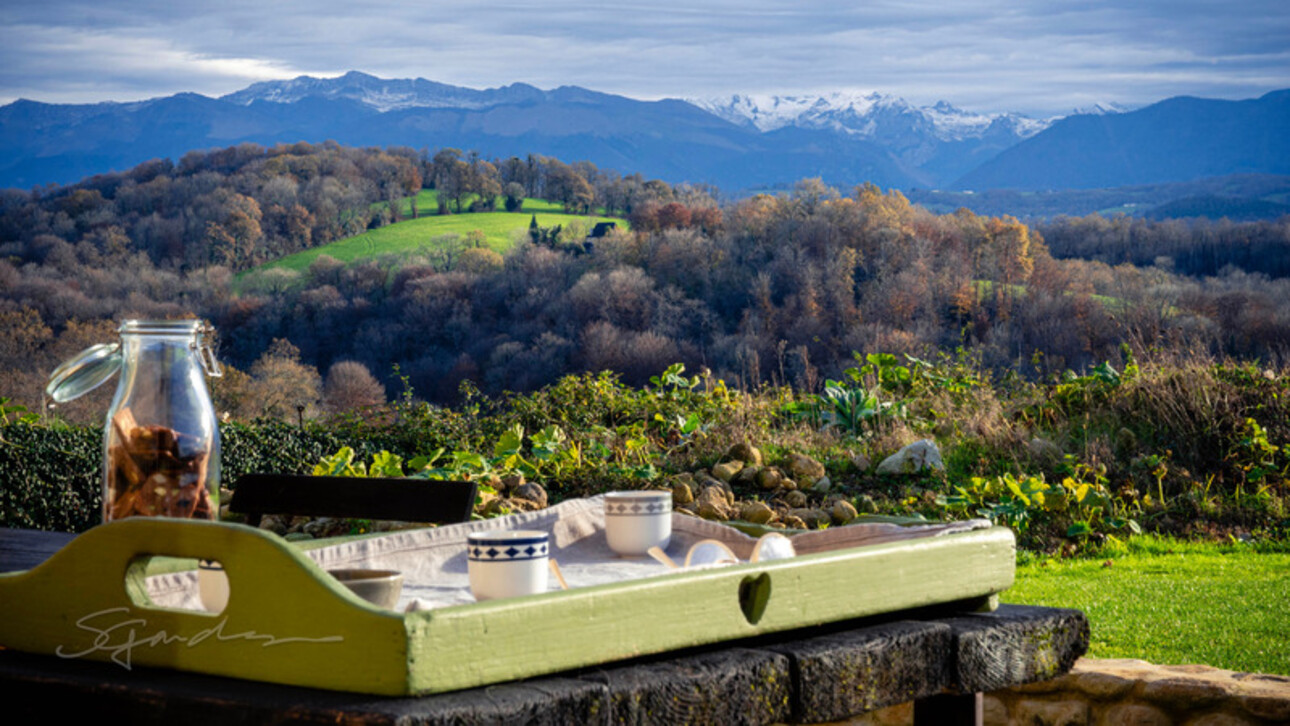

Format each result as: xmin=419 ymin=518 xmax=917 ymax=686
xmin=254 ymin=191 xmax=625 ymax=275
xmin=1005 ymin=537 xmax=1290 ymax=675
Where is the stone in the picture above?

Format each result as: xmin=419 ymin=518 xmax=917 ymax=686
xmin=725 ymin=442 xmax=763 ymax=467
xmin=740 ymin=501 xmax=776 ymax=525
xmin=831 ymin=499 xmax=859 ymax=524
xmin=499 ymin=473 xmax=525 ymax=493
xmin=1141 ymin=678 xmax=1228 ymax=710
xmin=856 ymin=494 xmax=879 ymax=514
xmin=711 ymin=461 xmax=743 ymax=482
xmin=785 ymin=453 xmax=826 ymax=483
xmin=1184 ymin=715 xmax=1254 ymax=726
xmin=302 ymin=517 xmax=338 ymax=537
xmin=781 ymin=515 xmax=807 ymax=529
xmin=259 ymin=514 xmax=289 ymax=536
xmin=876 ymin=439 xmax=945 ymax=475
xmin=810 ymin=476 xmax=832 ymax=493
xmin=1013 ymin=699 xmax=1089 ymax=725
xmin=756 ymin=467 xmax=783 ymax=490
xmin=780 ymin=477 xmax=798 ymax=491
xmin=501 ymin=497 xmax=544 ymax=513
xmin=697 ymin=487 xmax=733 ymax=520
xmin=734 ymin=465 xmax=763 ymax=486
xmin=851 ymin=452 xmax=873 ymax=473
xmin=512 ymin=482 xmax=548 ymax=508
xmin=699 ymin=502 xmax=731 ymax=521
xmin=982 ymin=695 xmax=1009 ymax=724
xmin=1073 ymin=671 xmax=1136 ymax=700
xmin=671 ymin=480 xmax=694 ymax=505
xmin=789 ymin=508 xmax=831 ymax=529
xmin=784 ymin=490 xmax=809 ymax=508
xmin=1103 ymin=703 xmax=1171 ymax=725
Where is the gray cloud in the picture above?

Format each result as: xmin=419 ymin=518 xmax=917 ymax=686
xmin=1 ymin=0 xmax=1287 ymax=115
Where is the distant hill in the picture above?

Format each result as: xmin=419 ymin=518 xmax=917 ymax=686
xmin=955 ymin=90 xmax=1290 ymax=191
xmin=909 ymin=174 xmax=1290 ymax=221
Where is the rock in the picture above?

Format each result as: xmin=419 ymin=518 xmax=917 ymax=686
xmin=726 ymin=442 xmax=763 ymax=467
xmin=740 ymin=501 xmax=776 ymax=525
xmin=785 ymin=453 xmax=826 ymax=483
xmin=698 ymin=501 xmax=731 ymax=521
xmin=784 ymin=490 xmax=809 ymax=508
xmin=302 ymin=517 xmax=338 ymax=537
xmin=810 ymin=476 xmax=832 ymax=493
xmin=1141 ymin=677 xmax=1228 ymax=710
xmin=781 ymin=515 xmax=807 ymax=529
xmin=856 ymin=494 xmax=879 ymax=514
xmin=500 ymin=473 xmax=525 ymax=493
xmin=831 ymin=499 xmax=859 ymax=524
xmin=676 ymin=503 xmax=698 ymax=516
xmin=1012 ymin=699 xmax=1089 ymax=725
xmin=1073 ymin=671 xmax=1136 ymax=700
xmin=1103 ymin=703 xmax=1170 ymax=726
xmin=850 ymin=453 xmax=873 ymax=473
xmin=502 ymin=497 xmax=544 ymax=513
xmin=780 ymin=478 xmax=798 ymax=491
xmin=734 ymin=465 xmax=763 ymax=486
xmin=789 ymin=507 xmax=831 ymax=529
xmin=875 ymin=439 xmax=945 ymax=475
xmin=672 ymin=480 xmax=694 ymax=505
xmin=756 ymin=467 xmax=783 ymax=490
xmin=258 ymin=515 xmax=289 ymax=536
xmin=711 ymin=461 xmax=743 ymax=482
xmin=698 ymin=485 xmax=730 ymax=509
xmin=512 ymin=482 xmax=548 ymax=508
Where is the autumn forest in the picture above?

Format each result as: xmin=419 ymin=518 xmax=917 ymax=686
xmin=2 ymin=141 xmax=1289 ymax=423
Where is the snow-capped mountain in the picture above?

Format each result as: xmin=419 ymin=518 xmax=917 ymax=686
xmin=689 ymin=92 xmax=1050 ymax=143
xmin=221 ymin=70 xmax=545 ymax=112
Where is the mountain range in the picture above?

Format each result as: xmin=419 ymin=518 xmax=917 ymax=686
xmin=2 ymin=71 xmax=1287 ymax=209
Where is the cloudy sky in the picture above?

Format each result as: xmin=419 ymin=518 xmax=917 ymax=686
xmin=2 ymin=1 xmax=1287 ymax=116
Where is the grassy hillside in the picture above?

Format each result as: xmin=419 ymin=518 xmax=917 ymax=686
xmin=258 ymin=190 xmax=626 ymax=274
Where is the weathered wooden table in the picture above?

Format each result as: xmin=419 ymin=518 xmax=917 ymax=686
xmin=0 ymin=527 xmax=1088 ymax=725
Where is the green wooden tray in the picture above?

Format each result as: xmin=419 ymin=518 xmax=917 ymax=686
xmin=0 ymin=518 xmax=1015 ymax=695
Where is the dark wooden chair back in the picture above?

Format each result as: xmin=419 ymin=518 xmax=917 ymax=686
xmin=228 ymin=474 xmax=477 ymax=527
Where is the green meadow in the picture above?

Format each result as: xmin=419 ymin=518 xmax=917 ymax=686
xmin=1007 ymin=537 xmax=1290 ymax=675
xmin=256 ymin=190 xmax=626 ymax=275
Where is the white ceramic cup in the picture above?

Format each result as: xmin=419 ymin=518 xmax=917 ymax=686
xmin=467 ymin=530 xmax=550 ymax=601
xmin=198 ymin=559 xmax=228 ymax=612
xmin=604 ymin=491 xmax=672 ymax=556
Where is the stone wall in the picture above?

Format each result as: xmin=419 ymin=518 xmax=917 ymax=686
xmin=847 ymin=658 xmax=1290 ymax=725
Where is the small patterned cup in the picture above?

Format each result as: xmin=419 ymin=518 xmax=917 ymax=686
xmin=604 ymin=491 xmax=672 ymax=556
xmin=467 ymin=530 xmax=550 ymax=601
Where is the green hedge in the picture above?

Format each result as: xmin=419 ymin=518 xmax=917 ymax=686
xmin=0 ymin=420 xmax=440 ymax=533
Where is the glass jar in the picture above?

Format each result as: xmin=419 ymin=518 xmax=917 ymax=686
xmin=47 ymin=320 xmax=223 ymax=522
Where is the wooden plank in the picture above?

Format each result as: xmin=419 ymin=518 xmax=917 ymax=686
xmin=0 ymin=527 xmax=73 ymax=571
xmin=941 ymin=604 xmax=1091 ymax=693
xmin=228 ymin=474 xmax=477 ymax=526
xmin=762 ymin=620 xmax=953 ymax=723
xmin=582 ymin=648 xmax=791 ymax=725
